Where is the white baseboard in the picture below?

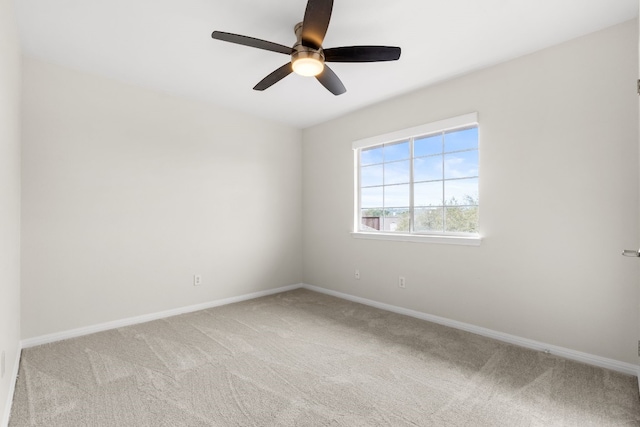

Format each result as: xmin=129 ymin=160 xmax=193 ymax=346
xmin=21 ymin=284 xmax=302 ymax=348
xmin=1 ymin=347 xmax=22 ymax=427
xmin=301 ymin=284 xmax=639 ymax=376
xmin=18 ymin=282 xmax=639 ymax=377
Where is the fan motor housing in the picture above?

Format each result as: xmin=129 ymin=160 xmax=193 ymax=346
xmin=292 ymin=22 xmax=324 ymax=61
xmin=291 ymin=48 xmax=324 ymax=64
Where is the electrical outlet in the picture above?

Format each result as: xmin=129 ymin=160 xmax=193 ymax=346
xmin=398 ymin=276 xmax=406 ymax=288
xmin=1 ymin=350 xmax=5 ymax=378
xmin=355 ymin=269 xmax=360 ymax=280
xmin=193 ymin=275 xmax=202 ymax=286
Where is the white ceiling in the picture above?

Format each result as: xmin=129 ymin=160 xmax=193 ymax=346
xmin=15 ymin=0 xmax=638 ymax=129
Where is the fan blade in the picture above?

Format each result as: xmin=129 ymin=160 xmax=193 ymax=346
xmin=301 ymin=0 xmax=333 ymax=49
xmin=324 ymin=46 xmax=401 ymax=62
xmin=253 ymin=63 xmax=294 ymax=91
xmin=212 ymin=31 xmax=292 ymax=55
xmin=315 ymin=65 xmax=345 ymax=95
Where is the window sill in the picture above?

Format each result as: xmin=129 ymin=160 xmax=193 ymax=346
xmin=350 ymin=232 xmax=481 ymax=246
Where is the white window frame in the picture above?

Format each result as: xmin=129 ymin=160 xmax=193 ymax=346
xmin=352 ymin=112 xmax=481 ymax=246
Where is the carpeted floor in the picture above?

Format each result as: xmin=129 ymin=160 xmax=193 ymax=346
xmin=9 ymin=288 xmax=640 ymax=426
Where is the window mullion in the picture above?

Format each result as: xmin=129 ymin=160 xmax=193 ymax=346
xmin=409 ymin=138 xmax=415 ymax=233
xmin=382 ymin=145 xmax=386 ymax=230
xmin=356 ymin=150 xmax=362 ymax=232
xmin=441 ymin=133 xmax=446 ymax=233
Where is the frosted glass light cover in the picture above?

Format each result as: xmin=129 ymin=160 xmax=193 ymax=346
xmin=292 ymin=58 xmax=324 ymax=76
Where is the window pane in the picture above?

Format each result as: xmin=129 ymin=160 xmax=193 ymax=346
xmin=361 ymin=146 xmax=383 ymax=165
xmin=361 ymin=164 xmax=383 ymax=187
xmin=384 ymin=141 xmax=410 ymax=162
xmin=414 ymin=207 xmax=444 ymax=232
xmin=414 ymin=181 xmax=443 ymax=207
xmin=361 ymin=186 xmax=383 ymax=208
xmin=415 ymin=134 xmax=442 ymax=157
xmin=414 ymin=155 xmax=442 ymax=182
xmin=384 ymin=184 xmax=410 ymax=207
xmin=357 ymin=116 xmax=479 ymax=237
xmin=444 ymin=150 xmax=478 ymax=179
xmin=360 ymin=209 xmax=382 ymax=231
xmin=445 ymin=206 xmax=479 ymax=233
xmin=444 ymin=127 xmax=478 ymax=153
xmin=383 ymin=209 xmax=410 ymax=232
xmin=444 ymin=178 xmax=479 ymax=206
xmin=385 ymin=160 xmax=410 ymax=185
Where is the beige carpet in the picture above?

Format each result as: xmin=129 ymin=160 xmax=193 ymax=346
xmin=9 ymin=289 xmax=640 ymax=426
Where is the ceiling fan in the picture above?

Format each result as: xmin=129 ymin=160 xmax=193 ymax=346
xmin=211 ymin=0 xmax=401 ymax=96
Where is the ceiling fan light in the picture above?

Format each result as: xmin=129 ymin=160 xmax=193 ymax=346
xmin=291 ymin=49 xmax=325 ymax=77
xmin=292 ymin=57 xmax=324 ymax=77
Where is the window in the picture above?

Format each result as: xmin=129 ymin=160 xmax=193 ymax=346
xmin=353 ymin=113 xmax=479 ymax=242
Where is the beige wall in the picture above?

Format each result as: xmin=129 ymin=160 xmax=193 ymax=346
xmin=302 ymin=20 xmax=639 ymax=364
xmin=21 ymin=58 xmax=303 ymax=339
xmin=0 ymin=0 xmax=21 ymax=423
